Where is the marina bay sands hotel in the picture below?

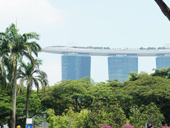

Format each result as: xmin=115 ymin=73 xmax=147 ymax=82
xmin=42 ymin=45 xmax=170 ymax=82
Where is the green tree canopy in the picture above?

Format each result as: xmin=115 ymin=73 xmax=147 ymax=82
xmin=41 ymin=78 xmax=94 ymax=114
xmin=122 ymin=75 xmax=170 ymax=124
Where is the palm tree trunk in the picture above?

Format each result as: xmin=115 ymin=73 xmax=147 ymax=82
xmin=25 ymin=85 xmax=30 ymax=118
xmin=155 ymin=0 xmax=170 ymax=21
xmin=12 ymin=61 xmax=17 ymax=128
xmin=8 ymin=90 xmax=12 ymax=128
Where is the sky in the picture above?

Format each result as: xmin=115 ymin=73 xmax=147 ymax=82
xmin=0 ymin=0 xmax=170 ymax=85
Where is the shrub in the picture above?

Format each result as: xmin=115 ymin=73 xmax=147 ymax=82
xmin=47 ymin=108 xmax=89 ymax=128
xmin=129 ymin=103 xmax=164 ymax=127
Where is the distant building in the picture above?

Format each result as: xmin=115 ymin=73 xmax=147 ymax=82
xmin=43 ymin=45 xmax=170 ymax=82
xmin=156 ymin=54 xmax=170 ymax=69
xmin=108 ymin=54 xmax=138 ymax=82
xmin=62 ymin=53 xmax=91 ymax=80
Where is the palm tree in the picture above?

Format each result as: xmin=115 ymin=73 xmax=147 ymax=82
xmin=18 ymin=59 xmax=48 ymax=118
xmin=0 ymin=23 xmax=41 ymax=128
xmin=0 ymin=53 xmax=7 ymax=87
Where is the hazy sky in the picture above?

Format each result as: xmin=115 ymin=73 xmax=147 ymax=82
xmin=0 ymin=0 xmax=170 ymax=85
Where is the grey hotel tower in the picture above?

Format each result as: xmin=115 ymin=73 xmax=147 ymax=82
xmin=156 ymin=54 xmax=170 ymax=70
xmin=108 ymin=54 xmax=138 ymax=82
xmin=62 ymin=53 xmax=138 ymax=82
xmin=62 ymin=53 xmax=91 ymax=80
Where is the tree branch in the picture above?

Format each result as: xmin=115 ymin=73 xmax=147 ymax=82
xmin=155 ymin=0 xmax=170 ymax=21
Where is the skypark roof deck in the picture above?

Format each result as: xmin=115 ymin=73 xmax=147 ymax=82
xmin=42 ymin=46 xmax=170 ymax=56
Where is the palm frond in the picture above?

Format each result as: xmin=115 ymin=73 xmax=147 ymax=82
xmin=23 ymin=32 xmax=40 ymax=41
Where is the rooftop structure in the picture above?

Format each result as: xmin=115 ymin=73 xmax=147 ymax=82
xmin=42 ymin=45 xmax=170 ymax=56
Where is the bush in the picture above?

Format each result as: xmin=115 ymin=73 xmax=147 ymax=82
xmin=129 ymin=103 xmax=164 ymax=127
xmin=84 ymin=101 xmax=127 ymax=128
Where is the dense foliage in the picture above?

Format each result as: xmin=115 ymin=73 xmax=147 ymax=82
xmin=0 ymin=87 xmax=44 ymax=128
xmin=1 ymin=67 xmax=170 ymax=127
xmin=1 ymin=68 xmax=170 ymax=127
xmin=40 ymin=69 xmax=170 ymax=127
xmin=1 ymin=23 xmax=170 ymax=127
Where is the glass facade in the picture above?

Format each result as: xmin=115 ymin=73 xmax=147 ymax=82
xmin=108 ymin=54 xmax=138 ymax=82
xmin=62 ymin=53 xmax=91 ymax=80
xmin=156 ymin=54 xmax=170 ymax=69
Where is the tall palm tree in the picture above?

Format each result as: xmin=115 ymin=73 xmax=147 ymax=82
xmin=18 ymin=59 xmax=48 ymax=118
xmin=0 ymin=54 xmax=7 ymax=87
xmin=0 ymin=23 xmax=41 ymax=128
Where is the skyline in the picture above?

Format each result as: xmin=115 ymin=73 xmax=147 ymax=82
xmin=40 ymin=51 xmax=158 ymax=85
xmin=42 ymin=44 xmax=170 ymax=83
xmin=0 ymin=0 xmax=170 ymax=85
